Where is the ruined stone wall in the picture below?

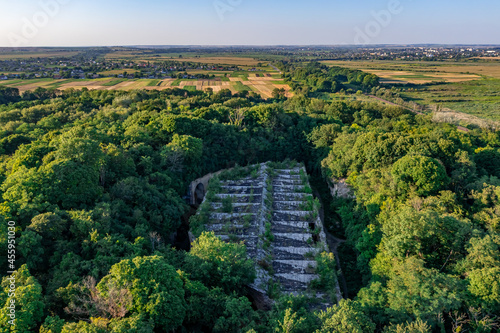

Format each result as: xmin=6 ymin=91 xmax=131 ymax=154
xmin=328 ymin=178 xmax=355 ymax=199
xmin=192 ymin=162 xmax=333 ymax=306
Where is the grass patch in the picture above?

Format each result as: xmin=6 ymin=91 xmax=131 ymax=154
xmin=147 ymin=80 xmax=161 ymax=87
xmin=101 ymin=79 xmax=127 ymax=87
xmin=184 ymin=85 xmax=197 ymax=92
xmin=47 ymin=79 xmax=81 ymax=88
xmin=8 ymin=78 xmax=53 ymax=87
xmin=400 ymin=78 xmax=500 ymax=121
xmin=171 ymin=79 xmax=182 ymax=86
xmin=230 ymin=71 xmax=249 ymax=81
xmin=233 ymin=81 xmax=252 ymax=92
xmin=0 ymin=79 xmax=24 ymax=86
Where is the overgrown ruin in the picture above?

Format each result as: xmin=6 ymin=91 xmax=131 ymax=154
xmin=189 ymin=161 xmax=336 ymax=308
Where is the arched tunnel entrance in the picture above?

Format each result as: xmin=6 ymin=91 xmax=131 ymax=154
xmin=194 ymin=183 xmax=205 ymax=205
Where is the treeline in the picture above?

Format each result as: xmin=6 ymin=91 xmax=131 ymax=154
xmin=0 ymin=78 xmax=499 ymax=332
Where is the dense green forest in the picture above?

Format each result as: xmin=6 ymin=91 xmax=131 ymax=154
xmin=0 ymin=62 xmax=499 ymax=332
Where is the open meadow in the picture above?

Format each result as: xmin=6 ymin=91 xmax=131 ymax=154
xmin=322 ymin=60 xmax=500 ymax=122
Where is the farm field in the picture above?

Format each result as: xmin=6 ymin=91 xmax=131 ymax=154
xmin=400 ymin=78 xmax=500 ymax=121
xmin=0 ymin=50 xmax=80 ymax=59
xmin=321 ymin=60 xmax=500 ymax=81
xmin=323 ymin=60 xmax=500 ymax=121
xmin=0 ymin=75 xmax=291 ymax=98
xmin=104 ymin=51 xmax=263 ymax=66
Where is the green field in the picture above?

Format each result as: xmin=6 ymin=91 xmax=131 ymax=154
xmin=101 ymin=79 xmax=127 ymax=87
xmin=8 ymin=78 xmax=53 ymax=87
xmin=230 ymin=72 xmax=249 ymax=81
xmin=147 ymin=79 xmax=161 ymax=87
xmin=183 ymin=85 xmax=196 ymax=92
xmin=400 ymin=78 xmax=500 ymax=121
xmin=233 ymin=81 xmax=252 ymax=92
xmin=320 ymin=60 xmax=500 ymax=123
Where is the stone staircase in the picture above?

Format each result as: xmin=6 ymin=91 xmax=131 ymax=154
xmin=270 ymin=167 xmax=327 ymax=294
xmin=196 ymin=162 xmax=330 ymax=304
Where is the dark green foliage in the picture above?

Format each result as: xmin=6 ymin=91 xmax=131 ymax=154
xmin=0 ymin=86 xmax=20 ymax=105
xmin=185 ymin=232 xmax=256 ymax=293
xmin=391 ymin=155 xmax=449 ymax=196
xmin=0 ymin=72 xmax=498 ymax=332
xmin=98 ymin=256 xmax=186 ymax=330
xmin=316 ymin=299 xmax=375 ymax=333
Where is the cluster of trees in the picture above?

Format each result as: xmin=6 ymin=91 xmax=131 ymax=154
xmin=277 ymin=61 xmax=379 ymax=95
xmin=0 ymin=64 xmax=499 ymax=332
xmin=320 ymin=106 xmax=500 ymax=331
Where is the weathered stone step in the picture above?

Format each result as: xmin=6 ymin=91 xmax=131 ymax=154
xmin=275 ymin=273 xmax=317 ymax=284
xmin=273 ymin=221 xmax=310 ymax=228
xmin=274 ymin=235 xmax=312 ymax=248
xmin=221 ymin=180 xmax=263 ymax=187
xmin=207 ymin=224 xmax=259 ymax=235
xmin=272 ymin=180 xmax=303 ymax=186
xmin=274 ymin=233 xmax=312 ymax=242
xmin=273 ymin=248 xmax=309 ymax=260
xmin=212 ymin=204 xmax=259 ymax=214
xmin=273 ymin=201 xmax=307 ymax=211
xmin=215 ymin=194 xmax=262 ymax=203
xmin=273 ymin=260 xmax=317 ymax=274
xmin=209 ymin=212 xmax=253 ymax=220
xmin=274 ymin=167 xmax=302 ymax=173
xmin=221 ymin=185 xmax=262 ymax=190
xmin=273 ymin=173 xmax=302 ymax=181
xmin=274 ymin=210 xmax=312 ymax=217
xmin=273 ymin=212 xmax=308 ymax=222
xmin=273 ymin=185 xmax=305 ymax=192
xmin=220 ymin=187 xmax=263 ymax=195
xmin=271 ymin=223 xmax=307 ymax=234
xmin=273 ymin=193 xmax=312 ymax=201
xmin=275 ymin=273 xmax=316 ymax=291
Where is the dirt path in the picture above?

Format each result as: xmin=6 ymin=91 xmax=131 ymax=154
xmin=269 ymin=63 xmax=282 ymax=74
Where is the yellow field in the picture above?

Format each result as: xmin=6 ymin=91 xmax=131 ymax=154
xmin=320 ymin=60 xmax=500 ymax=81
xmin=363 ymin=69 xmax=480 ymax=84
xmin=0 ymin=51 xmax=79 ymax=59
xmin=167 ymin=57 xmax=261 ymax=66
xmin=103 ymin=51 xmax=262 ymax=66
xmin=2 ymin=76 xmax=291 ymax=98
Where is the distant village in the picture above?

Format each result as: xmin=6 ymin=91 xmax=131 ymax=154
xmin=0 ymin=46 xmax=498 ymax=81
xmin=0 ymin=58 xmax=253 ymax=81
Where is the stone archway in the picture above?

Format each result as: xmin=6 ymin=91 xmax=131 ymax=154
xmin=194 ymin=183 xmax=205 ymax=205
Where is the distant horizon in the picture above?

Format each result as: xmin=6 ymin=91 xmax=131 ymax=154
xmin=1 ymin=44 xmax=500 ymax=49
xmin=1 ymin=0 xmax=499 ymax=47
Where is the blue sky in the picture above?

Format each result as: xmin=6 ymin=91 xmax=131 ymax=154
xmin=0 ymin=0 xmax=499 ymax=46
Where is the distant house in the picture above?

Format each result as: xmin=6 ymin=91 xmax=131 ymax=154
xmin=0 ymin=75 xmax=8 ymax=80
xmin=53 ymin=75 xmax=62 ymax=79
